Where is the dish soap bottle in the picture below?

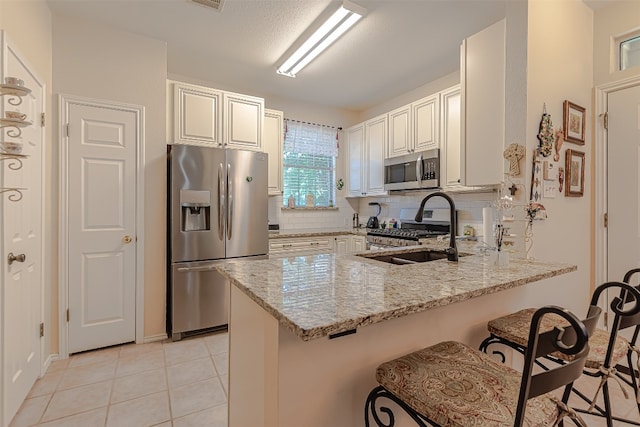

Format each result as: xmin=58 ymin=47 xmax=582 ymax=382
xmin=287 ymin=194 xmax=295 ymax=208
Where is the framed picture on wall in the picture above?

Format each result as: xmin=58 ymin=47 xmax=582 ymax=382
xmin=563 ymin=100 xmax=586 ymax=145
xmin=565 ymin=149 xmax=585 ymax=197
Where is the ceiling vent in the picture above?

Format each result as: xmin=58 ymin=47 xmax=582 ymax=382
xmin=190 ymin=0 xmax=225 ymax=12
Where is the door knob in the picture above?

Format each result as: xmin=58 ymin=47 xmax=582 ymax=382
xmin=7 ymin=252 xmax=26 ymax=265
xmin=123 ymin=235 xmax=133 ymax=244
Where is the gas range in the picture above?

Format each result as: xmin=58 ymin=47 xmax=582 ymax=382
xmin=366 ymin=208 xmax=453 ymax=249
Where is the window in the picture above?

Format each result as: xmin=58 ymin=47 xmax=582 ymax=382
xmin=619 ymin=32 xmax=640 ymax=71
xmin=283 ymin=120 xmax=338 ymax=207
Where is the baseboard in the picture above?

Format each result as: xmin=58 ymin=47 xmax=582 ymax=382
xmin=42 ymin=353 xmax=58 ymax=374
xmin=143 ymin=333 xmax=168 ymax=344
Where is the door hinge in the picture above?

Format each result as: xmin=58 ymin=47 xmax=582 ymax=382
xmin=603 ymin=112 xmax=608 ymax=130
xmin=65 ymin=124 xmax=70 ymax=137
xmin=41 ymin=112 xmax=45 ymax=127
xmin=39 ymin=322 xmax=44 ymax=338
xmin=66 ymin=309 xmax=70 ymax=322
xmin=604 ymin=212 xmax=608 ymax=228
xmin=604 ymin=311 xmax=609 ymax=328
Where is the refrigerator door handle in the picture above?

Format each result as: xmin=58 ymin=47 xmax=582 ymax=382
xmin=227 ymin=163 xmax=233 ymax=240
xmin=218 ymin=163 xmax=225 ymax=241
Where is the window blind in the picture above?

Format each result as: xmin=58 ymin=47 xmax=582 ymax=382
xmin=283 ymin=120 xmax=338 ymax=207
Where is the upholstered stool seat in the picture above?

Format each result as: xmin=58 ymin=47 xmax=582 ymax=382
xmin=365 ymin=305 xmax=597 ymax=427
xmin=487 ymin=307 xmax=630 ymax=369
xmin=376 ymin=341 xmax=559 ymax=427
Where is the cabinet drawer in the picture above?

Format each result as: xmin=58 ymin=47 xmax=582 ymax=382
xmin=269 ymin=238 xmax=333 ymax=253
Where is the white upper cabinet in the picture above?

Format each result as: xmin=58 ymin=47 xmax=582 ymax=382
xmin=263 ymin=109 xmax=283 ymax=196
xmin=412 ymin=93 xmax=440 ymax=152
xmin=460 ymin=18 xmax=505 ymax=186
xmin=346 ymin=124 xmax=364 ymax=197
xmin=387 ymin=93 xmax=440 ymax=159
xmin=173 ymin=82 xmax=222 ymax=146
xmin=440 ymin=85 xmax=462 ymax=189
xmin=364 ymin=114 xmax=387 ymax=196
xmin=170 ymin=81 xmax=264 ymax=151
xmin=346 ymin=115 xmax=387 ymax=198
xmin=223 ymin=91 xmax=264 ymax=150
xmin=387 ymin=105 xmax=412 ymax=157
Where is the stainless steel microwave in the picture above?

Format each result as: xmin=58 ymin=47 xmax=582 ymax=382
xmin=384 ymin=148 xmax=440 ymax=191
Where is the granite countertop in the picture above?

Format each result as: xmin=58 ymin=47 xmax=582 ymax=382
xmin=216 ymin=245 xmax=577 ymax=342
xmin=269 ymin=227 xmax=367 ymax=238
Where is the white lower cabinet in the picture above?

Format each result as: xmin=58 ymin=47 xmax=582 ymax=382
xmin=269 ymin=234 xmax=367 ymax=255
xmin=334 ymin=235 xmax=366 ymax=254
xmin=351 ymin=235 xmax=366 ymax=253
xmin=334 ymin=236 xmax=350 ymax=255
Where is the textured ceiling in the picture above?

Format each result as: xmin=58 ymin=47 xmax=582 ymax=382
xmin=46 ymin=0 xmax=514 ymax=111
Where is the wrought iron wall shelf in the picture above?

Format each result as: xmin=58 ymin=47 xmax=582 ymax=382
xmin=0 ymin=118 xmax=32 ymax=138
xmin=0 ymin=152 xmax=27 ymax=170
xmin=0 ymin=84 xmax=31 ymax=106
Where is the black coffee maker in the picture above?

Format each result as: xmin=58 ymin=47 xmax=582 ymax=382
xmin=366 ymin=202 xmax=381 ymax=229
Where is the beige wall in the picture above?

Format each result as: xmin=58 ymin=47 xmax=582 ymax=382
xmin=0 ymin=1 xmax=56 ymax=354
xmin=522 ymin=0 xmax=594 ymax=314
xmin=52 ymin=14 xmax=168 ymax=339
xmin=593 ymin=0 xmax=640 ymax=87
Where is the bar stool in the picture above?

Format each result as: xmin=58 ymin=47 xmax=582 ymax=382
xmin=364 ymin=305 xmax=598 ymax=427
xmin=479 ymin=281 xmax=640 ymax=427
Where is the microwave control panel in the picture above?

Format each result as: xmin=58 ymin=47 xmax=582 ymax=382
xmin=422 ymin=157 xmax=439 ymax=180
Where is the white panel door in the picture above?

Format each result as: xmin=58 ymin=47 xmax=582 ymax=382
xmin=2 ymin=34 xmax=44 ymax=427
xmin=608 ymin=85 xmax=640 ymax=282
xmin=67 ymin=102 xmax=137 ymax=354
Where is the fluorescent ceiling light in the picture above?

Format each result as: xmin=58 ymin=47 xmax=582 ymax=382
xmin=277 ymin=1 xmax=366 ymax=78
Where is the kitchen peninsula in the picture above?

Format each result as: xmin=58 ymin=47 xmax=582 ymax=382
xmin=216 ymin=247 xmax=576 ymax=427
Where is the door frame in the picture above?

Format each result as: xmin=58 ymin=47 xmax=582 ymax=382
xmin=594 ymin=75 xmax=640 ymax=294
xmin=58 ymin=94 xmax=145 ymax=358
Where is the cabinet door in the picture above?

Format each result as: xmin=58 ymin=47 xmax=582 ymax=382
xmin=347 ymin=124 xmax=364 ymax=197
xmin=264 ymin=109 xmax=283 ymax=196
xmin=173 ymin=83 xmax=222 ymax=146
xmin=413 ymin=93 xmax=440 ymax=152
xmin=334 ymin=236 xmax=350 ymax=254
xmin=461 ymin=19 xmax=505 ymax=186
xmin=387 ymin=105 xmax=412 ymax=158
xmin=365 ymin=115 xmax=387 ymax=196
xmin=351 ymin=235 xmax=366 ymax=253
xmin=441 ymin=86 xmax=462 ymax=188
xmin=223 ymin=92 xmax=264 ymax=150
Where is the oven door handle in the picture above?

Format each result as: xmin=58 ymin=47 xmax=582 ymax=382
xmin=416 ymin=154 xmax=423 ymax=186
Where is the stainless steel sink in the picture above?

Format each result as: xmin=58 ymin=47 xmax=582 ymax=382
xmin=357 ymin=249 xmax=467 ymax=265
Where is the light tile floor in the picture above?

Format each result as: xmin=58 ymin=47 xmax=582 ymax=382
xmin=9 ymin=332 xmax=229 ymax=427
xmin=9 ymin=330 xmax=640 ymax=426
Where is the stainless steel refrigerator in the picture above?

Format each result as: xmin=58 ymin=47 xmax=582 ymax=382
xmin=167 ymin=144 xmax=268 ymax=340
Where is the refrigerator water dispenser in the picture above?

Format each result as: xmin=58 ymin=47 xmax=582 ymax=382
xmin=180 ymin=190 xmax=211 ymax=231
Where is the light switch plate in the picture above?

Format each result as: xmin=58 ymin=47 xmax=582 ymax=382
xmin=543 ymin=161 xmax=558 ymax=181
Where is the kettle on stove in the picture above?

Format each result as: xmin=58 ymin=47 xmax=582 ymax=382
xmin=366 ymin=202 xmax=381 ymax=229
